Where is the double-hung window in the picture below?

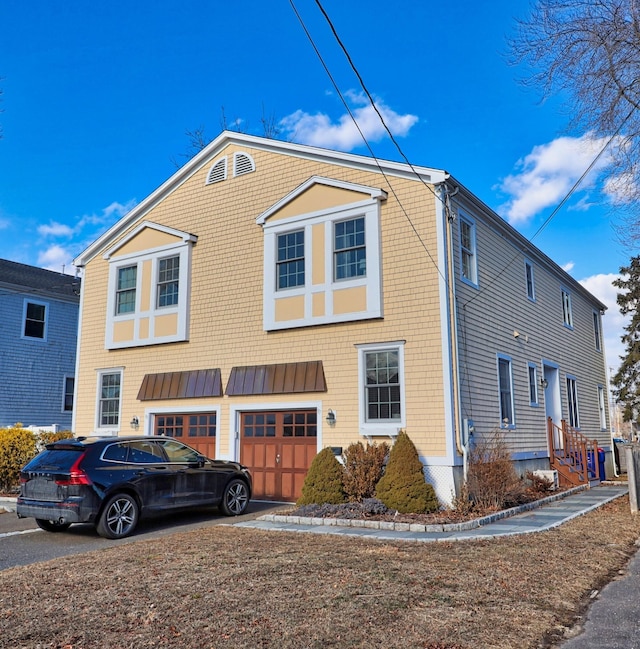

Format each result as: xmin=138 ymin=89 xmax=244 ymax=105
xmin=116 ymin=265 xmax=137 ymax=314
xmin=23 ymin=300 xmax=47 ymax=340
xmin=497 ymin=355 xmax=515 ymax=427
xmin=561 ymin=289 xmax=573 ymax=328
xmin=157 ymin=255 xmax=180 ymax=307
xmin=597 ymin=385 xmax=606 ymax=430
xmin=357 ymin=342 xmax=405 ymax=435
xmin=566 ymin=376 xmax=580 ymax=428
xmin=98 ymin=370 xmax=122 ymax=428
xmin=459 ymin=215 xmax=478 ymax=285
xmin=277 ymin=230 xmax=305 ymax=290
xmin=335 ymin=217 xmax=366 ymax=280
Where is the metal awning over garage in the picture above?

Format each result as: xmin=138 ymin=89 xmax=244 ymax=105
xmin=226 ymin=361 xmax=326 ymax=396
xmin=137 ymin=369 xmax=223 ymax=401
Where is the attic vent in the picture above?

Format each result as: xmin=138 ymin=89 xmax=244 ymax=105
xmin=206 ymin=157 xmax=228 ymax=185
xmin=233 ymin=151 xmax=255 ymax=177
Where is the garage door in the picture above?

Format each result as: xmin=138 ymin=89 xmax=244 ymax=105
xmin=154 ymin=412 xmax=217 ymax=459
xmin=240 ymin=410 xmax=317 ymax=502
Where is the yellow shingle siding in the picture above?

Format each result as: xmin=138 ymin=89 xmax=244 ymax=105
xmin=74 ymin=142 xmax=448 ymax=459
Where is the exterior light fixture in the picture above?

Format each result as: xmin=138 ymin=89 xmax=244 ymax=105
xmin=540 ymin=378 xmax=549 ymax=389
xmin=326 ymin=409 xmax=336 ymax=425
xmin=130 ymin=416 xmax=139 ymax=430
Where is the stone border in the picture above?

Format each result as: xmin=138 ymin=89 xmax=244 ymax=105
xmin=258 ymin=485 xmax=589 ymax=533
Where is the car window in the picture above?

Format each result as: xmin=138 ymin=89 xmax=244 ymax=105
xmin=157 ymin=439 xmax=200 ymax=464
xmin=127 ymin=441 xmax=165 ymax=464
xmin=24 ymin=449 xmax=83 ymax=471
xmin=102 ymin=442 xmax=130 ymax=463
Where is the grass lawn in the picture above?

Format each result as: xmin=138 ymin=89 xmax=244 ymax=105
xmin=0 ymin=496 xmax=639 ymax=649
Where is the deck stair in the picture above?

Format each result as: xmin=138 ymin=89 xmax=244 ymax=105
xmin=547 ymin=417 xmax=601 ymax=488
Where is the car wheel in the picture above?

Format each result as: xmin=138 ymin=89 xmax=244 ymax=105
xmin=96 ymin=493 xmax=139 ymax=539
xmin=35 ymin=518 xmax=71 ymax=533
xmin=220 ymin=479 xmax=249 ymax=516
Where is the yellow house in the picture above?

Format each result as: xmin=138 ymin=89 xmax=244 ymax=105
xmin=73 ymin=131 xmax=610 ymax=503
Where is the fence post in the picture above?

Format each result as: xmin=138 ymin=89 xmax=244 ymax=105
xmin=625 ymin=444 xmax=640 ymax=514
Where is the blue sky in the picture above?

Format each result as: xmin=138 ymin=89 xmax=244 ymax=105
xmin=0 ymin=0 xmax=630 ymax=369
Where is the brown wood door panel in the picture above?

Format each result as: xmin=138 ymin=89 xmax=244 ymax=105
xmin=240 ymin=410 xmax=317 ymax=502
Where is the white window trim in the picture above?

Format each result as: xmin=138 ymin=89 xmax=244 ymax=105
xmin=561 ymin=288 xmax=574 ymax=329
xmin=61 ymin=374 xmax=75 ymax=414
xmin=597 ymin=385 xmax=607 ymax=431
xmin=105 ymin=239 xmax=194 ymax=349
xmin=527 ymin=362 xmax=539 ymax=407
xmin=21 ymin=298 xmax=49 ymax=342
xmin=356 ymin=341 xmax=406 ymax=437
xmin=262 ymin=195 xmax=383 ymax=331
xmin=566 ymin=374 xmax=580 ymax=429
xmin=459 ymin=212 xmax=478 ymax=287
xmin=593 ymin=310 xmax=602 ymax=352
xmin=525 ymin=259 xmax=536 ymax=302
xmin=497 ymin=354 xmax=515 ymax=429
xmin=95 ymin=368 xmax=124 ymax=435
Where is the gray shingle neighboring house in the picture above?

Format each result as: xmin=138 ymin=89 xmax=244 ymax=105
xmin=0 ymin=259 xmax=80 ymax=430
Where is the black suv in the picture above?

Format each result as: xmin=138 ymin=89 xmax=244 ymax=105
xmin=16 ymin=436 xmax=252 ymax=539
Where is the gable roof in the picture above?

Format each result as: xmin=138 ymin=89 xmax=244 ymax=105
xmin=73 ymin=131 xmax=447 ymax=268
xmin=0 ymin=259 xmax=80 ymax=303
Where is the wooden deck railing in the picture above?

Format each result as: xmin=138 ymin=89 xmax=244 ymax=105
xmin=547 ymin=417 xmax=601 ymax=487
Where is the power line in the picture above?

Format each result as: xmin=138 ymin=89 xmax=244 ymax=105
xmin=289 ymin=0 xmax=446 ymax=283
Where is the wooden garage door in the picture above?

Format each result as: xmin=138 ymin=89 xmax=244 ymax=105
xmin=154 ymin=412 xmax=217 ymax=459
xmin=240 ymin=410 xmax=317 ymax=502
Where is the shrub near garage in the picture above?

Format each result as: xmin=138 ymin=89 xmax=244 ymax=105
xmin=375 ymin=430 xmax=439 ymax=514
xmin=342 ymin=440 xmax=389 ymax=502
xmin=0 ymin=425 xmax=37 ymax=493
xmin=297 ymin=447 xmax=346 ymax=506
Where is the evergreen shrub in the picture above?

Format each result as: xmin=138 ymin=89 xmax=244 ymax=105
xmin=297 ymin=447 xmax=346 ymax=506
xmin=342 ymin=441 xmax=389 ymax=502
xmin=375 ymin=430 xmax=439 ymax=513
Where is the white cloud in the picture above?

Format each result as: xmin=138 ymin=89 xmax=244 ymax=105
xmin=499 ymin=133 xmax=619 ymax=225
xmin=37 ymin=244 xmax=76 ymax=274
xmin=562 ymin=261 xmax=575 ymax=273
xmin=280 ymin=93 xmax=418 ymax=151
xmin=578 ymin=273 xmax=627 ymax=374
xmin=38 ymin=222 xmax=75 ymax=238
xmin=76 ymin=200 xmax=136 ymax=231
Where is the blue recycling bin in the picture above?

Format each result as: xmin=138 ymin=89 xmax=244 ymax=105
xmin=588 ymin=448 xmax=606 ymax=480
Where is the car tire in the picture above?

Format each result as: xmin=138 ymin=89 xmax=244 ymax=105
xmin=220 ymin=479 xmax=249 ymax=516
xmin=35 ymin=518 xmax=72 ymax=533
xmin=96 ymin=493 xmax=139 ymax=539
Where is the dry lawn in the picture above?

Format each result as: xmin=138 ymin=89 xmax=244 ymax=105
xmin=1 ymin=497 xmax=639 ymax=649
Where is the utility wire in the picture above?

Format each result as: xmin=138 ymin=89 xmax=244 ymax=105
xmin=289 ymin=0 xmax=446 ymax=283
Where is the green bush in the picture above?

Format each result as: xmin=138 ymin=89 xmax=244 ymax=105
xmin=342 ymin=441 xmax=389 ymax=502
xmin=0 ymin=426 xmax=37 ymax=493
xmin=375 ymin=430 xmax=439 ymax=514
xmin=297 ymin=447 xmax=346 ymax=506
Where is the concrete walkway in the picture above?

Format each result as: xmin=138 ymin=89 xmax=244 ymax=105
xmin=236 ymin=484 xmax=628 ymax=542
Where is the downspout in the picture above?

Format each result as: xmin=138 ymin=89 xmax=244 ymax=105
xmin=441 ymin=183 xmax=467 ymax=481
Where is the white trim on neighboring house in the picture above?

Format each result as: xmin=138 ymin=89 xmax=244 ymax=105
xmin=227 ymin=401 xmax=323 ymax=463
xmin=21 ymin=297 xmax=49 ymax=342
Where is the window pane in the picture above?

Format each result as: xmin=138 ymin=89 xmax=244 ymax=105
xmin=24 ymin=302 xmax=46 ymax=338
xmin=277 ymin=230 xmax=305 ymax=289
xmin=334 ymin=217 xmax=366 ymax=280
xmin=498 ymin=359 xmax=513 ymax=425
xmin=365 ymin=350 xmax=401 ymax=422
xmin=157 ymin=256 xmax=180 ymax=308
xmin=116 ymin=266 xmax=137 ymax=314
